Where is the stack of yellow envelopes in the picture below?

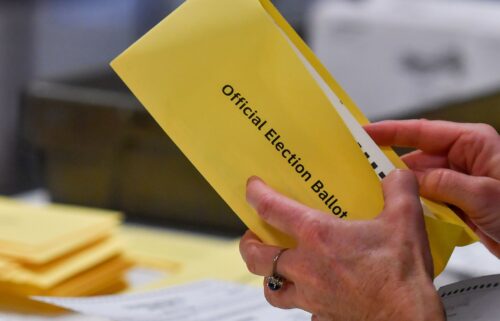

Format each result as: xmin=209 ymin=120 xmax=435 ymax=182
xmin=0 ymin=197 xmax=132 ymax=299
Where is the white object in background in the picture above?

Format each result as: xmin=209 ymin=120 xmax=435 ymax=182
xmin=434 ymin=242 xmax=500 ymax=289
xmin=33 ymin=280 xmax=311 ymax=321
xmin=439 ymin=274 xmax=500 ymax=321
xmin=125 ymin=267 xmax=168 ymax=288
xmin=308 ymin=0 xmax=500 ymax=120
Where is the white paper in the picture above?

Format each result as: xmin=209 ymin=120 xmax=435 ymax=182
xmin=31 ymin=275 xmax=500 ymax=321
xmin=124 ymin=267 xmax=168 ymax=288
xmin=33 ymin=280 xmax=311 ymax=321
xmin=434 ymin=243 xmax=500 ymax=289
xmin=439 ymin=274 xmax=500 ymax=321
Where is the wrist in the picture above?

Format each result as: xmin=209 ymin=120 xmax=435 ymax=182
xmin=374 ymin=280 xmax=445 ymax=321
xmin=393 ymin=283 xmax=445 ymax=321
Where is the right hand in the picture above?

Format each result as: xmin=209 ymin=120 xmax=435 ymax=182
xmin=365 ymin=119 xmax=500 ymax=257
xmin=240 ymin=172 xmax=442 ymax=321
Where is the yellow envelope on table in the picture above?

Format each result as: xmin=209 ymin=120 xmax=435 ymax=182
xmin=0 ymin=196 xmax=120 ymax=265
xmin=111 ymin=0 xmax=477 ymax=275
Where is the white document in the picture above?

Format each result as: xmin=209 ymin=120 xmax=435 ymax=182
xmin=32 ymin=275 xmax=500 ymax=320
xmin=439 ymin=274 xmax=500 ymax=321
xmin=33 ymin=280 xmax=310 ymax=321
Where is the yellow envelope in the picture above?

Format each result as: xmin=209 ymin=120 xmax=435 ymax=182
xmin=0 ymin=255 xmax=130 ymax=296
xmin=0 ymin=236 xmax=122 ymax=290
xmin=134 ymin=240 xmax=262 ymax=292
xmin=119 ymin=226 xmax=262 ymax=292
xmin=111 ymin=0 xmax=477 ymax=275
xmin=120 ymin=225 xmax=234 ymax=274
xmin=0 ymin=197 xmax=121 ymax=265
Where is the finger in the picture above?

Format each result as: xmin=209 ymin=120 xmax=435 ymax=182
xmin=239 ymin=230 xmax=296 ymax=279
xmin=378 ymin=170 xmax=424 ymax=229
xmin=401 ymin=150 xmax=449 ymax=171
xmin=416 ymin=168 xmax=500 ymax=241
xmin=478 ymin=235 xmax=500 ymax=258
xmin=364 ymin=119 xmax=483 ymax=154
xmin=455 ymin=209 xmax=500 ymax=257
xmin=246 ymin=176 xmax=327 ymax=239
xmin=263 ymin=277 xmax=299 ymax=309
xmin=379 ymin=170 xmax=433 ymax=275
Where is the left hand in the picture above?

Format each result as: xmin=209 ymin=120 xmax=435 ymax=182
xmin=239 ymin=170 xmax=444 ymax=321
xmin=364 ymin=120 xmax=500 ymax=256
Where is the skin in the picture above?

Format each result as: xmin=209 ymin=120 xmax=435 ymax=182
xmin=240 ymin=120 xmax=500 ymax=320
xmin=240 ymin=171 xmax=444 ymax=321
xmin=365 ymin=120 xmax=500 ymax=256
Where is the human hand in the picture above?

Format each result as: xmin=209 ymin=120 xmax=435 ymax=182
xmin=240 ymin=171 xmax=444 ymax=321
xmin=365 ymin=120 xmax=500 ymax=256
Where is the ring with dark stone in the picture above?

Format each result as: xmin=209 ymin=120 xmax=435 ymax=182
xmin=267 ymin=275 xmax=285 ymax=291
xmin=266 ymin=248 xmax=289 ymax=291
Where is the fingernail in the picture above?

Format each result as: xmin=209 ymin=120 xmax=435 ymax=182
xmin=247 ymin=176 xmax=264 ymax=187
xmin=246 ymin=177 xmax=265 ymax=209
xmin=386 ymin=168 xmax=405 ymax=179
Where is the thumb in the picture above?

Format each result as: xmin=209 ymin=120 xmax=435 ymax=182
xmin=380 ymin=169 xmax=423 ymax=227
xmin=416 ymin=168 xmax=500 ymax=242
xmin=379 ymin=170 xmax=433 ymax=276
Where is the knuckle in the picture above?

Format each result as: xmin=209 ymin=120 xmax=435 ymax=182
xmin=385 ymin=169 xmax=417 ymax=190
xmin=299 ymin=215 xmax=330 ymax=245
xmin=459 ymin=124 xmax=499 ymax=154
xmin=425 ymin=169 xmax=451 ymax=193
xmin=472 ymin=178 xmax=498 ymax=196
xmin=239 ymin=234 xmax=251 ymax=254
xmin=472 ymin=123 xmax=498 ymax=137
xmin=242 ymin=244 xmax=261 ymax=274
xmin=244 ymin=254 xmax=258 ymax=274
xmin=471 ymin=179 xmax=500 ymax=210
xmin=391 ymin=196 xmax=419 ymax=215
xmin=246 ymin=260 xmax=258 ymax=275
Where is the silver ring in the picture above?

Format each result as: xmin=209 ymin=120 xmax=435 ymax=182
xmin=266 ymin=248 xmax=288 ymax=291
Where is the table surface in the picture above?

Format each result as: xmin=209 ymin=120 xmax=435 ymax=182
xmin=0 ymin=190 xmax=498 ymax=320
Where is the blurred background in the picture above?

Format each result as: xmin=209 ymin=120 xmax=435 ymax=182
xmin=0 ymin=0 xmax=499 ymax=235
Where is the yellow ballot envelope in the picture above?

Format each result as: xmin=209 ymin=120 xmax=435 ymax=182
xmin=0 ymin=197 xmax=120 ymax=265
xmin=0 ymin=197 xmax=131 ymax=298
xmin=111 ymin=0 xmax=477 ymax=275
